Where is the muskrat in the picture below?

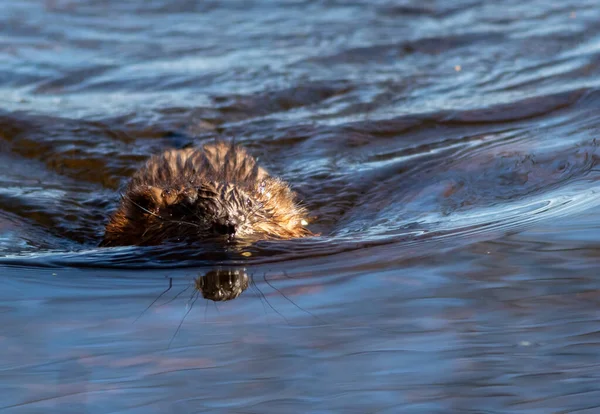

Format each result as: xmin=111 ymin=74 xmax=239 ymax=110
xmin=101 ymin=142 xmax=312 ymax=247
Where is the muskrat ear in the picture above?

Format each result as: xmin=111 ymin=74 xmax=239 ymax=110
xmin=148 ymin=186 xmax=165 ymax=206
xmin=126 ymin=185 xmax=164 ymax=211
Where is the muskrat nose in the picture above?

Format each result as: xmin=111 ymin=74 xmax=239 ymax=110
xmin=214 ymin=219 xmax=237 ymax=237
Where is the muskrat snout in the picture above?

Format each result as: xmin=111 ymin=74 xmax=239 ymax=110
xmin=213 ymin=218 xmax=239 ymax=238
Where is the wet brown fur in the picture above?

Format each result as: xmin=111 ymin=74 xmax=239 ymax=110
xmin=101 ymin=142 xmax=312 ymax=246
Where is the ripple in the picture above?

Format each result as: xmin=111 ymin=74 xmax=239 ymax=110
xmin=4 ymin=1 xmax=600 ymax=412
xmin=0 ymin=86 xmax=598 ymax=267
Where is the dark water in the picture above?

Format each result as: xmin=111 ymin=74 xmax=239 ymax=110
xmin=2 ymin=0 xmax=600 ymax=412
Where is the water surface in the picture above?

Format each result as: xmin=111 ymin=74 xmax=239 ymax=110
xmin=2 ymin=0 xmax=600 ymax=412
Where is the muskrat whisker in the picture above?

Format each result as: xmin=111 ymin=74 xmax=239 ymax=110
xmin=249 ymin=276 xmax=270 ymax=319
xmin=120 ymin=193 xmax=165 ymax=220
xmin=168 ymin=290 xmax=200 ymax=349
xmin=157 ymin=284 xmax=191 ymax=308
xmin=168 ymin=218 xmax=203 ymax=229
xmin=204 ymin=296 xmax=209 ymax=322
xmin=266 ymin=271 xmax=326 ymax=325
xmin=248 ymin=198 xmax=267 ymax=218
xmin=133 ymin=276 xmax=173 ymax=323
xmin=250 ymin=271 xmax=289 ymax=324
xmin=121 ymin=193 xmax=203 ymax=229
xmin=186 ymin=283 xmax=199 ymax=304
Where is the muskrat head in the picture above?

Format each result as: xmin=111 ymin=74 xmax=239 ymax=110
xmin=101 ymin=143 xmax=313 ymax=247
xmin=108 ymin=178 xmax=311 ymax=246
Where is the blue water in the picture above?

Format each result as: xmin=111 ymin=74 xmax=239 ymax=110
xmin=1 ymin=1 xmax=600 ymax=412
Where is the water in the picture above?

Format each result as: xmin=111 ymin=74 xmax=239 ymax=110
xmin=2 ymin=0 xmax=600 ymax=412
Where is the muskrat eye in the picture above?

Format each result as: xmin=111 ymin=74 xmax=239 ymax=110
xmin=161 ymin=188 xmax=178 ymax=206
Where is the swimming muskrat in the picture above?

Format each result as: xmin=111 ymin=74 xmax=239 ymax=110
xmin=101 ymin=142 xmax=312 ymax=246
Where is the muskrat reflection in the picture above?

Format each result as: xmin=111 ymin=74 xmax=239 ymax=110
xmin=135 ymin=268 xmax=249 ymax=326
xmin=195 ymin=268 xmax=249 ymax=301
xmin=139 ymin=268 xmax=250 ymax=348
xmin=137 ymin=268 xmax=319 ymax=348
